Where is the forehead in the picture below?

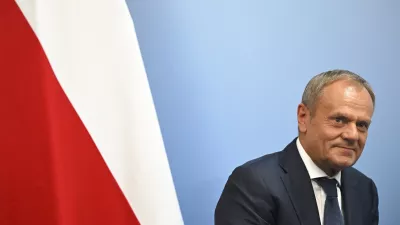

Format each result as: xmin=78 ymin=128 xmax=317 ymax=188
xmin=316 ymin=80 xmax=374 ymax=119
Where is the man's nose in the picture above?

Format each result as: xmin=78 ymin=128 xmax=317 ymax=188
xmin=341 ymin=123 xmax=359 ymax=144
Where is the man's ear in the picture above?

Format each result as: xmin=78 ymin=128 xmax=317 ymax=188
xmin=297 ymin=103 xmax=310 ymax=133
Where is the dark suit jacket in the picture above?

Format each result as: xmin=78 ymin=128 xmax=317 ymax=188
xmin=215 ymin=138 xmax=379 ymax=225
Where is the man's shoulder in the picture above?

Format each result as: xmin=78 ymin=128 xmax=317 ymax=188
xmin=343 ymin=166 xmax=376 ymax=188
xmin=230 ymin=149 xmax=284 ymax=183
xmin=231 ymin=139 xmax=297 ymax=179
xmin=344 ymin=166 xmax=373 ymax=181
xmin=241 ymin=151 xmax=281 ymax=171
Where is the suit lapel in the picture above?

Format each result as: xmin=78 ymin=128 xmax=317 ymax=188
xmin=341 ymin=168 xmax=363 ymax=225
xmin=279 ymin=138 xmax=321 ymax=225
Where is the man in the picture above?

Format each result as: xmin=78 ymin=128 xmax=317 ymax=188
xmin=215 ymin=70 xmax=379 ymax=225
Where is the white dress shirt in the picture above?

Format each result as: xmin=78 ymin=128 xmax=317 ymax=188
xmin=296 ymin=138 xmax=342 ymax=225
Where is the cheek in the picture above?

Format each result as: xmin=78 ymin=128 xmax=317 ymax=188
xmin=359 ymin=133 xmax=368 ymax=143
xmin=357 ymin=133 xmax=368 ymax=147
xmin=357 ymin=137 xmax=367 ymax=155
xmin=318 ymin=125 xmax=342 ymax=141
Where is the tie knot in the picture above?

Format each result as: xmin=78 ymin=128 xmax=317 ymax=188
xmin=314 ymin=177 xmax=338 ymax=197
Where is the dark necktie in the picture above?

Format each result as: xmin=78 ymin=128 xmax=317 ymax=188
xmin=314 ymin=177 xmax=344 ymax=225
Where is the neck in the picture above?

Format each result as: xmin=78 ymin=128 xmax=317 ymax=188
xmin=318 ymin=162 xmax=340 ymax=177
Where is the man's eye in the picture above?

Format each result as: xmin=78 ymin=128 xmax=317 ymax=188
xmin=335 ymin=117 xmax=346 ymax=123
xmin=357 ymin=122 xmax=369 ymax=129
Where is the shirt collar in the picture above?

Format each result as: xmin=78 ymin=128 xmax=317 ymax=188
xmin=296 ymin=138 xmax=341 ymax=185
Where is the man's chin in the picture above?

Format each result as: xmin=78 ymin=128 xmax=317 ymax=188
xmin=332 ymin=158 xmax=356 ymax=170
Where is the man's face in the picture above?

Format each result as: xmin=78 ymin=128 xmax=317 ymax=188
xmin=298 ymin=79 xmax=374 ymax=174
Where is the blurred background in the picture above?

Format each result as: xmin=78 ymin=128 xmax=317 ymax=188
xmin=127 ymin=1 xmax=399 ymax=224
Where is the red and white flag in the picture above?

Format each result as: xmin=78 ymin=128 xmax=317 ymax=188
xmin=0 ymin=0 xmax=184 ymax=224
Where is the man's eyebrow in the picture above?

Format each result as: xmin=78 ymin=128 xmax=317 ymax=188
xmin=330 ymin=112 xmax=350 ymax=118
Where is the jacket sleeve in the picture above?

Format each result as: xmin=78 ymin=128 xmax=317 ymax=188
xmin=371 ymin=179 xmax=379 ymax=225
xmin=214 ymin=166 xmax=276 ymax=225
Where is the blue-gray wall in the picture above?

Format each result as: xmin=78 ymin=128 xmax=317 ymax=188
xmin=127 ymin=1 xmax=399 ymax=224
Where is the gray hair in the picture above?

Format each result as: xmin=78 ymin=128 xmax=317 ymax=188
xmin=301 ymin=69 xmax=375 ymax=113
